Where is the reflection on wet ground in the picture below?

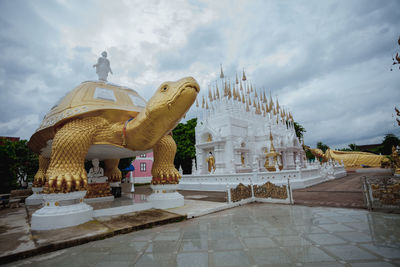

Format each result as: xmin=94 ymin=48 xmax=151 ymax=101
xmin=88 ymin=193 xmax=148 ymax=210
xmin=7 ymin=203 xmax=400 ymax=266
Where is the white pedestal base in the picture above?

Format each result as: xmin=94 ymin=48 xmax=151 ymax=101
xmin=31 ymin=191 xmax=93 ymax=230
xmin=84 ymin=195 xmax=114 ymax=203
xmin=25 ymin=187 xmax=43 ymax=206
xmin=148 ymin=184 xmax=184 ymax=209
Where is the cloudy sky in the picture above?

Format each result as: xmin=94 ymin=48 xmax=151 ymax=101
xmin=0 ymin=0 xmax=399 ymax=149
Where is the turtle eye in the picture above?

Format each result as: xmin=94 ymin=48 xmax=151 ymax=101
xmin=161 ymin=85 xmax=168 ymax=92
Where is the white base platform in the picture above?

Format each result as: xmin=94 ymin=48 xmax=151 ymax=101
xmin=84 ymin=196 xmax=114 ymax=203
xmin=147 ymin=184 xmax=184 ymax=209
xmin=25 ymin=187 xmax=43 ymax=206
xmin=31 ymin=191 xmax=93 ymax=231
xmin=93 ymin=202 xmax=152 ymax=217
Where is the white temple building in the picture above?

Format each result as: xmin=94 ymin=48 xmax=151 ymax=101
xmin=194 ymin=68 xmax=305 ymax=174
xmin=179 ymin=67 xmax=346 ymax=191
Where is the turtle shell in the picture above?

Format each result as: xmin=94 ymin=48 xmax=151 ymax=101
xmin=29 ymin=81 xmax=147 ymax=154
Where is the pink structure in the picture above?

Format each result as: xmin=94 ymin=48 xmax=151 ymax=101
xmin=125 ymin=152 xmax=154 ymax=184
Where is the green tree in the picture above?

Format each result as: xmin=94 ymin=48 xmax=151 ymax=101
xmin=293 ymin=122 xmax=306 ymax=141
xmin=0 ymin=139 xmax=38 ymax=193
xmin=316 ymin=141 xmax=329 ymax=153
xmin=348 ymin=143 xmax=359 ymax=151
xmin=382 ymin=134 xmax=400 ymax=155
xmin=172 ymin=118 xmax=197 ymax=174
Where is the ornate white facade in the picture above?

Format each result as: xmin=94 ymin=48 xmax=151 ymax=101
xmin=179 ymin=68 xmax=346 ymax=191
xmin=194 ymin=70 xmax=305 ymax=175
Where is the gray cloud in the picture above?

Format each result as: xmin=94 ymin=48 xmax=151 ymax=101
xmin=0 ymin=0 xmax=399 ymax=150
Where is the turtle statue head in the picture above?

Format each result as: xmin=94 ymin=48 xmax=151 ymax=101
xmin=143 ymin=76 xmax=200 ymax=134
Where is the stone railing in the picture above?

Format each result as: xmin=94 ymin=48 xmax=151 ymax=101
xmin=179 ymin=164 xmax=346 ymax=191
xmin=226 ymin=181 xmax=293 ymax=204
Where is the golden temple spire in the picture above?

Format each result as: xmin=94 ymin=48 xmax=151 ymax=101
xmin=254 ymin=89 xmax=258 ymax=98
xmin=233 ymin=86 xmax=237 ymax=100
xmin=263 ymin=90 xmax=267 ymax=103
xmin=242 ymin=92 xmax=245 ymax=103
xmin=206 ymin=99 xmax=209 ymax=109
xmin=216 ymin=86 xmax=220 ymax=99
xmin=237 ymin=90 xmax=241 ymax=102
xmin=269 ymin=131 xmax=276 ymax=152
xmin=223 ymin=80 xmax=227 ymax=96
xmin=246 ymin=101 xmax=250 ymax=112
xmin=240 ymin=80 xmax=243 ymax=91
xmin=242 ymin=68 xmax=247 ymax=81
xmin=213 ymin=87 xmax=216 ymax=101
xmin=236 ymin=72 xmax=239 ymax=84
xmin=276 ymin=98 xmax=280 ymax=112
xmin=220 ymin=64 xmax=224 ymax=79
xmin=251 ymin=83 xmax=254 ymax=93
xmin=208 ymin=86 xmax=212 ymax=101
xmin=196 ymin=97 xmax=199 ymax=107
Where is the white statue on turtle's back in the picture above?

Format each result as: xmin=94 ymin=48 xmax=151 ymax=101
xmin=93 ymin=51 xmax=113 ymax=81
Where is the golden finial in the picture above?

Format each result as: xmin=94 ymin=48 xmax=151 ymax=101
xmin=242 ymin=92 xmax=245 ymax=103
xmin=263 ymin=91 xmax=267 ymax=103
xmin=276 ymin=98 xmax=280 ymax=111
xmin=208 ymin=86 xmax=212 ymax=101
xmin=206 ymin=99 xmax=209 ymax=109
xmin=233 ymin=86 xmax=237 ymax=100
xmin=213 ymin=87 xmax=216 ymax=101
xmin=254 ymin=89 xmax=258 ymax=98
xmin=242 ymin=68 xmax=247 ymax=81
xmin=220 ymin=64 xmax=224 ymax=79
xmin=240 ymin=80 xmax=243 ymax=91
xmin=265 ymin=103 xmax=269 ymax=113
xmin=237 ymin=90 xmax=241 ymax=102
xmin=236 ymin=72 xmax=239 ymax=84
xmin=216 ymin=86 xmax=220 ymax=99
xmin=248 ymin=97 xmax=252 ymax=106
xmin=246 ymin=101 xmax=250 ymax=112
xmin=223 ymin=80 xmax=227 ymax=97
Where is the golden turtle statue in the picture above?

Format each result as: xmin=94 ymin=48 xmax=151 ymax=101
xmin=29 ymin=77 xmax=200 ymax=193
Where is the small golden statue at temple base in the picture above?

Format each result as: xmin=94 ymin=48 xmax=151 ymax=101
xmin=206 ymin=152 xmax=216 ymax=173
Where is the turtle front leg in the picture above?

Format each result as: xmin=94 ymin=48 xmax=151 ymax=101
xmin=33 ymin=155 xmax=49 ymax=187
xmin=151 ymin=134 xmax=181 ymax=184
xmin=45 ymin=118 xmax=99 ymax=193
xmin=104 ymin=159 xmax=122 ymax=182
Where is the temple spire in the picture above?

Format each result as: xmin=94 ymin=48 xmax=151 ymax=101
xmin=242 ymin=68 xmax=247 ymax=81
xmin=220 ymin=64 xmax=225 ymax=79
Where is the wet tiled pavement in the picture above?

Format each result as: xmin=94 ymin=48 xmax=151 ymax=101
xmin=6 ymin=202 xmax=400 ymax=267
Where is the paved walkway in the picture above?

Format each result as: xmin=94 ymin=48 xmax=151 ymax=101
xmin=5 ymin=203 xmax=400 ymax=267
xmin=293 ymin=172 xmax=369 ymax=209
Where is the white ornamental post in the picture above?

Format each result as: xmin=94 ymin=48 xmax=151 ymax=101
xmin=130 ymin=171 xmax=135 ymax=193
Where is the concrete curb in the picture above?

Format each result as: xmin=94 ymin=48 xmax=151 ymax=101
xmin=0 ymin=213 xmax=186 ymax=265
